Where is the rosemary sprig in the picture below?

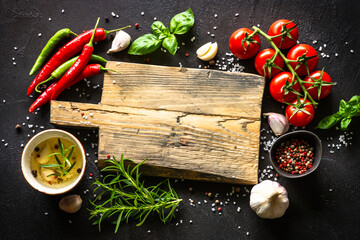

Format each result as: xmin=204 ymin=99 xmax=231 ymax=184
xmin=89 ymin=155 xmax=182 ymax=233
xmin=40 ymin=138 xmax=77 ymax=179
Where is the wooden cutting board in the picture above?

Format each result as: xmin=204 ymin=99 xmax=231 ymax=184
xmin=50 ymin=61 xmax=265 ymax=184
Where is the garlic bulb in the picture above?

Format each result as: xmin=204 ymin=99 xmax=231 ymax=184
xmin=59 ymin=194 xmax=82 ymax=213
xmin=249 ymin=180 xmax=289 ymax=219
xmin=264 ymin=112 xmax=289 ymax=136
xmin=196 ymin=42 xmax=218 ymax=61
xmin=107 ymin=30 xmax=131 ymax=54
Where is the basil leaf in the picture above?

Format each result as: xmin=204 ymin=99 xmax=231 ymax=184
xmin=128 ymin=34 xmax=162 ymax=55
xmin=315 ymin=115 xmax=340 ymax=129
xmin=162 ymin=34 xmax=178 ymax=55
xmin=340 ymin=118 xmax=352 ymax=131
xmin=151 ymin=21 xmax=170 ymax=39
xmin=339 ymin=99 xmax=346 ymax=112
xmin=170 ymin=8 xmax=195 ymax=35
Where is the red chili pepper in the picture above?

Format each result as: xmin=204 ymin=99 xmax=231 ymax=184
xmin=49 ymin=18 xmax=100 ymax=100
xmin=27 ymin=25 xmax=130 ymax=96
xmin=28 ymin=64 xmax=113 ymax=112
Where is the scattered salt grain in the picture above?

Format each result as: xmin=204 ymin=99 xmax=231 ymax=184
xmin=48 ymin=18 xmax=51 ymax=21
xmin=141 ymin=12 xmax=144 ymax=16
xmin=235 ymin=13 xmax=239 ymax=17
xmin=214 ymin=14 xmax=218 ymax=18
xmin=350 ymin=49 xmax=354 ymax=53
xmin=38 ymin=33 xmax=42 ymax=37
xmin=61 ymin=9 xmax=65 ymax=13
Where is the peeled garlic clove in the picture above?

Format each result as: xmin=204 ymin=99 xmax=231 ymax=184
xmin=250 ymin=180 xmax=289 ymax=219
xmin=40 ymin=168 xmax=57 ymax=182
xmin=59 ymin=194 xmax=82 ymax=213
xmin=196 ymin=42 xmax=218 ymax=61
xmin=37 ymin=142 xmax=52 ymax=164
xmin=107 ymin=30 xmax=131 ymax=54
xmin=264 ymin=112 xmax=289 ymax=136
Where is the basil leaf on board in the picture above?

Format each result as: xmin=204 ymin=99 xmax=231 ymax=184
xmin=128 ymin=34 xmax=162 ymax=55
xmin=170 ymin=8 xmax=195 ymax=35
xmin=162 ymin=34 xmax=178 ymax=55
xmin=315 ymin=115 xmax=340 ymax=129
xmin=151 ymin=21 xmax=170 ymax=39
xmin=340 ymin=118 xmax=352 ymax=131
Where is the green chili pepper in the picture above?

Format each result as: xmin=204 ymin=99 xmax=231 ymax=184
xmin=35 ymin=54 xmax=107 ymax=93
xmin=29 ymin=28 xmax=78 ymax=76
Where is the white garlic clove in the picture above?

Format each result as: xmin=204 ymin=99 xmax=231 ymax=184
xmin=264 ymin=112 xmax=289 ymax=136
xmin=40 ymin=168 xmax=57 ymax=182
xmin=196 ymin=42 xmax=218 ymax=61
xmin=250 ymin=180 xmax=289 ymax=219
xmin=59 ymin=194 xmax=82 ymax=213
xmin=37 ymin=142 xmax=52 ymax=164
xmin=107 ymin=30 xmax=131 ymax=54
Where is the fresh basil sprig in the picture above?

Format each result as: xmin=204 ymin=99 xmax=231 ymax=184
xmin=128 ymin=8 xmax=194 ymax=56
xmin=316 ymin=95 xmax=360 ymax=131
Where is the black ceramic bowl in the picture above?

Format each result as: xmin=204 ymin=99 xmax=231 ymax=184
xmin=269 ymin=130 xmax=322 ymax=178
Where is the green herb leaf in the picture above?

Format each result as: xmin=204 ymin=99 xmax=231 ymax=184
xmin=58 ymin=138 xmax=64 ymax=156
xmin=316 ymin=95 xmax=360 ymax=131
xmin=315 ymin=115 xmax=340 ymax=129
xmin=151 ymin=21 xmax=170 ymax=40
xmin=40 ymin=163 xmax=63 ymax=168
xmin=162 ymin=34 xmax=178 ymax=55
xmin=170 ymin=8 xmax=194 ymax=35
xmin=128 ymin=34 xmax=162 ymax=55
xmin=89 ymin=156 xmax=182 ymax=233
xmin=340 ymin=118 xmax=352 ymax=131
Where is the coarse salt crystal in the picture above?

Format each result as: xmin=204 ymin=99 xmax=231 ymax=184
xmin=61 ymin=9 xmax=65 ymax=13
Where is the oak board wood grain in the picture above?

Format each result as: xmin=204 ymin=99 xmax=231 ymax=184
xmin=50 ymin=62 xmax=265 ymax=184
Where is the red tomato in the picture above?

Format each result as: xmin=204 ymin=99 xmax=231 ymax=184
xmin=268 ymin=19 xmax=298 ymax=49
xmin=269 ymin=72 xmax=301 ymax=103
xmin=254 ymin=48 xmax=284 ymax=78
xmin=303 ymin=70 xmax=333 ymax=100
xmin=285 ymin=98 xmax=315 ymax=127
xmin=229 ymin=28 xmax=261 ymax=59
xmin=287 ymin=44 xmax=319 ymax=76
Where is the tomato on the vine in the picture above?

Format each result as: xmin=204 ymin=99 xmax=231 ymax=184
xmin=285 ymin=98 xmax=315 ymax=127
xmin=303 ymin=70 xmax=333 ymax=100
xmin=229 ymin=28 xmax=261 ymax=59
xmin=268 ymin=19 xmax=298 ymax=49
xmin=269 ymin=72 xmax=301 ymax=103
xmin=254 ymin=48 xmax=284 ymax=78
xmin=287 ymin=44 xmax=319 ymax=76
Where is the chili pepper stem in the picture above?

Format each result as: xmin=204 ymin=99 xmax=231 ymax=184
xmin=100 ymin=67 xmax=122 ymax=75
xmin=252 ymin=26 xmax=318 ymax=107
xmin=105 ymin=25 xmax=131 ymax=34
xmin=87 ymin=17 xmax=100 ymax=47
xmin=35 ymin=76 xmax=55 ymax=93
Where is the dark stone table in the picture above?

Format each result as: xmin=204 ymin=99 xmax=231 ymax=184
xmin=1 ymin=0 xmax=359 ymax=239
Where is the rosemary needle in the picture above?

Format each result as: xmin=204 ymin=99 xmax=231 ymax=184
xmin=89 ymin=155 xmax=182 ymax=233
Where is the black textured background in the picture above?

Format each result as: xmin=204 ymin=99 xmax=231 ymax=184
xmin=1 ymin=0 xmax=359 ymax=239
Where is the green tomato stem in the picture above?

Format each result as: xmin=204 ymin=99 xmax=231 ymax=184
xmin=252 ymin=26 xmax=318 ymax=107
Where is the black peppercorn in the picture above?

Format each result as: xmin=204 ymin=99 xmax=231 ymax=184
xmin=77 ymin=168 xmax=81 ymax=173
xmin=32 ymin=170 xmax=37 ymax=178
xmin=35 ymin=147 xmax=40 ymax=152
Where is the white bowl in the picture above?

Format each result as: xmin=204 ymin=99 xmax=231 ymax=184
xmin=21 ymin=129 xmax=86 ymax=195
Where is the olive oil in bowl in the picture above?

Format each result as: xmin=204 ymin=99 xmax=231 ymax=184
xmin=30 ymin=137 xmax=82 ymax=188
